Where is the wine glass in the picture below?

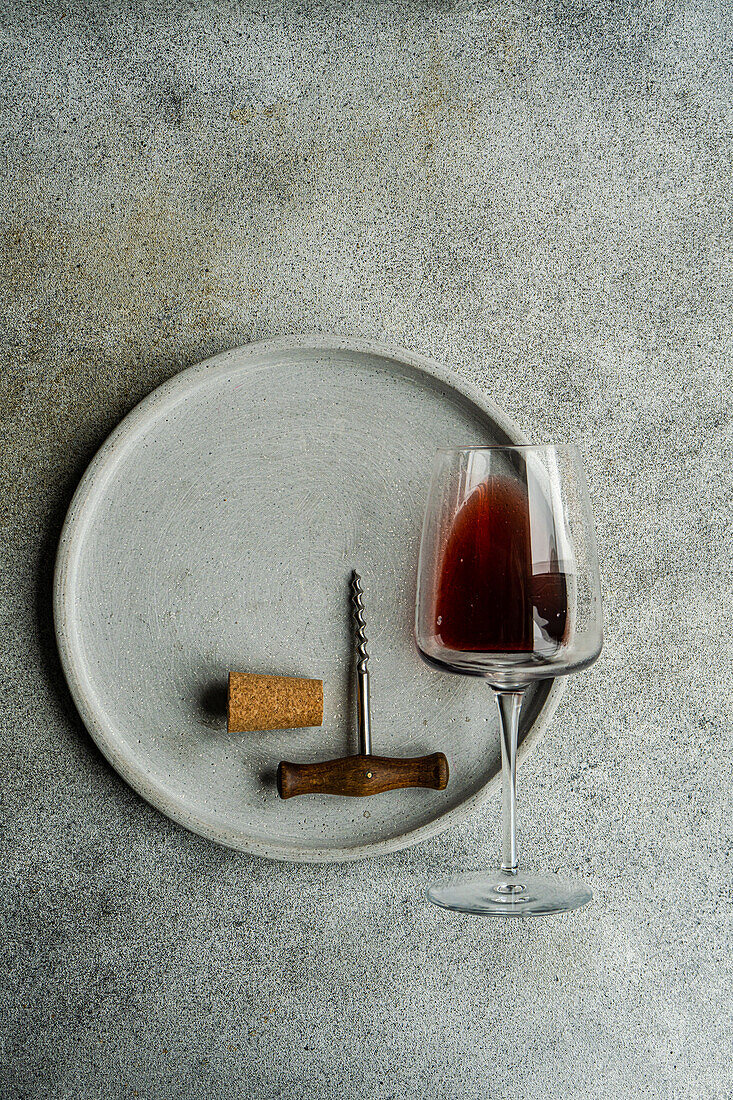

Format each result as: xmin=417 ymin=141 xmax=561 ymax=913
xmin=415 ymin=445 xmax=603 ymax=916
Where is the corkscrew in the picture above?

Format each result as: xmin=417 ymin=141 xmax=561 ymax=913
xmin=277 ymin=571 xmax=449 ymax=799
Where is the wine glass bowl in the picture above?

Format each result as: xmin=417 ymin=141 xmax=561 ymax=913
xmin=415 ymin=445 xmax=603 ymax=916
xmin=416 ymin=445 xmax=602 ymax=684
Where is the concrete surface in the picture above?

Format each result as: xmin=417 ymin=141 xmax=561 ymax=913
xmin=0 ymin=0 xmax=731 ymax=1097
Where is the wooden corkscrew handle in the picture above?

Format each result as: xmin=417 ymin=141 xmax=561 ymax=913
xmin=277 ymin=752 xmax=449 ymax=799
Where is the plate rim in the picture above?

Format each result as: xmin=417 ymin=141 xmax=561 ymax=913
xmin=53 ymin=333 xmax=566 ymax=862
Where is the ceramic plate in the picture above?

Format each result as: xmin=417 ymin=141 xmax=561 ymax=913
xmin=54 ymin=335 xmax=564 ymax=862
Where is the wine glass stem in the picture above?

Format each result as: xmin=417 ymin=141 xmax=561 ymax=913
xmin=494 ymin=689 xmax=524 ymax=874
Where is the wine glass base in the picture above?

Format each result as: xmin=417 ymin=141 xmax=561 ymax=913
xmin=426 ymin=870 xmax=592 ymax=917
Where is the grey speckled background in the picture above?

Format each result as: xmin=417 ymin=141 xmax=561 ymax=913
xmin=1 ymin=1 xmax=731 ymax=1097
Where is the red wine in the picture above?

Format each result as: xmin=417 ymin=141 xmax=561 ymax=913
xmin=434 ymin=475 xmax=568 ymax=653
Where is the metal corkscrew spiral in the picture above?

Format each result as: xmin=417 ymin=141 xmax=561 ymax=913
xmin=351 ymin=571 xmax=372 ymax=755
xmin=351 ymin=571 xmax=369 ymax=674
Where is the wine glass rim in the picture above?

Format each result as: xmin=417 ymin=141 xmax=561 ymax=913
xmin=434 ymin=443 xmax=579 ymax=454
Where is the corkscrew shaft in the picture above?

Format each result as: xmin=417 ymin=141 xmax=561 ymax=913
xmin=351 ymin=571 xmax=372 ymax=756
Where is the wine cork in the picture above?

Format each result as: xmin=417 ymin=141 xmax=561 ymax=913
xmin=227 ymin=672 xmax=323 ymax=733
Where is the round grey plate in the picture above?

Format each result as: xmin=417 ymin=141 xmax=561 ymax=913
xmin=54 ymin=335 xmax=564 ymax=862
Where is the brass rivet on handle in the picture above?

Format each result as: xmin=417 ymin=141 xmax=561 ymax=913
xmin=366 ymin=771 xmax=373 ymax=778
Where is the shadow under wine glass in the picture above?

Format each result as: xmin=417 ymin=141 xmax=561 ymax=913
xmin=415 ymin=444 xmax=603 ymax=916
